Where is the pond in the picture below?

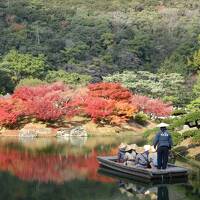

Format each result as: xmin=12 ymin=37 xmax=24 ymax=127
xmin=0 ymin=135 xmax=199 ymax=200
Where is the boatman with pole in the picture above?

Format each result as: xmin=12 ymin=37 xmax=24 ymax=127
xmin=153 ymin=123 xmax=173 ymax=170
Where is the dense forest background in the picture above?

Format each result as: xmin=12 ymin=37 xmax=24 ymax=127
xmin=0 ymin=0 xmax=200 ymax=106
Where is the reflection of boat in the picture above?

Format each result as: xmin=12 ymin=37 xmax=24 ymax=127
xmin=97 ymin=156 xmax=188 ymax=182
xmin=99 ymin=167 xmax=188 ymax=200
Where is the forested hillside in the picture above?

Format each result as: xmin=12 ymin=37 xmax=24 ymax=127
xmin=0 ymin=0 xmax=200 ymax=150
xmin=0 ymin=0 xmax=200 ymax=105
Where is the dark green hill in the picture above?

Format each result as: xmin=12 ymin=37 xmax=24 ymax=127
xmin=0 ymin=0 xmax=200 ymax=77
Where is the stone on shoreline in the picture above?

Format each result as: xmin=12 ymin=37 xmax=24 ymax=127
xmin=56 ymin=128 xmax=71 ymax=137
xmin=70 ymin=126 xmax=87 ymax=137
xmin=19 ymin=128 xmax=38 ymax=138
xmin=36 ymin=128 xmax=53 ymax=136
xmin=56 ymin=126 xmax=87 ymax=137
xmin=179 ymin=126 xmax=198 ymax=134
xmin=19 ymin=125 xmax=54 ymax=138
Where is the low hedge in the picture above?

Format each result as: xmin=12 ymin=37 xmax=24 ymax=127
xmin=172 ymin=109 xmax=187 ymax=116
xmin=134 ymin=112 xmax=149 ymax=125
xmin=192 ymin=133 xmax=200 ymax=144
xmin=184 ymin=111 xmax=200 ymax=123
xmin=171 ymin=131 xmax=184 ymax=146
xmin=182 ymin=130 xmax=200 ymax=139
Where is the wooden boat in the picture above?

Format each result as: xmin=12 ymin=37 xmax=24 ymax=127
xmin=98 ymin=167 xmax=188 ymax=184
xmin=97 ymin=156 xmax=188 ymax=182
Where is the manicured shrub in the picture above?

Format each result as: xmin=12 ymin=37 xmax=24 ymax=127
xmin=134 ymin=112 xmax=149 ymax=125
xmin=184 ymin=111 xmax=200 ymax=123
xmin=182 ymin=130 xmax=199 ymax=139
xmin=172 ymin=109 xmax=187 ymax=116
xmin=167 ymin=117 xmax=186 ymax=131
xmin=192 ymin=133 xmax=200 ymax=144
xmin=171 ymin=131 xmax=184 ymax=146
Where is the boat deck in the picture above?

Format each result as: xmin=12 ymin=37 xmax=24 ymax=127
xmin=97 ymin=156 xmax=188 ymax=181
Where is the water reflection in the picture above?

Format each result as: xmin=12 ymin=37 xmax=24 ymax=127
xmin=97 ymin=156 xmax=199 ymax=199
xmin=0 ymin=136 xmax=141 ymax=184
xmin=158 ymin=186 xmax=168 ymax=200
xmin=119 ymin=182 xmax=170 ymax=200
xmin=56 ymin=136 xmax=87 ymax=146
xmin=0 ymin=137 xmax=199 ymax=200
xmin=99 ymin=166 xmax=196 ymax=200
xmin=118 ymin=181 xmax=159 ymax=199
xmin=116 ymin=178 xmax=200 ymax=200
xmin=0 ymin=143 xmax=112 ymax=184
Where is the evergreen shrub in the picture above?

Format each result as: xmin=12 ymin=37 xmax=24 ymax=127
xmin=134 ymin=112 xmax=149 ymax=125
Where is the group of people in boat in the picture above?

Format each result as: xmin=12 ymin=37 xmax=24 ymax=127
xmin=118 ymin=143 xmax=157 ymax=168
xmin=118 ymin=123 xmax=173 ymax=170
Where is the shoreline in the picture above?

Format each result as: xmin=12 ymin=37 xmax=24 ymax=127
xmin=0 ymin=120 xmax=156 ymax=138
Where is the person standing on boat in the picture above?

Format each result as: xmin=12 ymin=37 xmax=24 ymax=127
xmin=153 ymin=123 xmax=173 ymax=170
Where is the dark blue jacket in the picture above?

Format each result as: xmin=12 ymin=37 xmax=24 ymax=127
xmin=153 ymin=130 xmax=173 ymax=149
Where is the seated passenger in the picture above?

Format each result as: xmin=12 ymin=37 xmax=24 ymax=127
xmin=124 ymin=144 xmax=137 ymax=167
xmin=117 ymin=143 xmax=127 ymax=163
xmin=135 ymin=145 xmax=151 ymax=168
xmin=149 ymin=146 xmax=157 ymax=168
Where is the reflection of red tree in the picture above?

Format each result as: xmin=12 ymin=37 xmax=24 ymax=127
xmin=0 ymin=148 xmax=114 ymax=184
xmin=71 ymin=150 xmax=114 ymax=183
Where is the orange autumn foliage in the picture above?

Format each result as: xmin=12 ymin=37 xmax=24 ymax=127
xmin=109 ymin=102 xmax=138 ymax=124
xmin=114 ymin=102 xmax=138 ymax=117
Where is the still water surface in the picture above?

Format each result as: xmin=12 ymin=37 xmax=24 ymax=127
xmin=0 ymin=135 xmax=199 ymax=200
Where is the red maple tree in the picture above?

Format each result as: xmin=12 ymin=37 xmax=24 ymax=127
xmin=13 ymin=82 xmax=71 ymax=121
xmin=84 ymin=97 xmax=115 ymax=122
xmin=0 ymin=98 xmax=24 ymax=127
xmin=88 ymin=82 xmax=133 ymax=102
xmin=0 ymin=82 xmax=173 ymax=127
xmin=68 ymin=83 xmax=137 ymax=124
